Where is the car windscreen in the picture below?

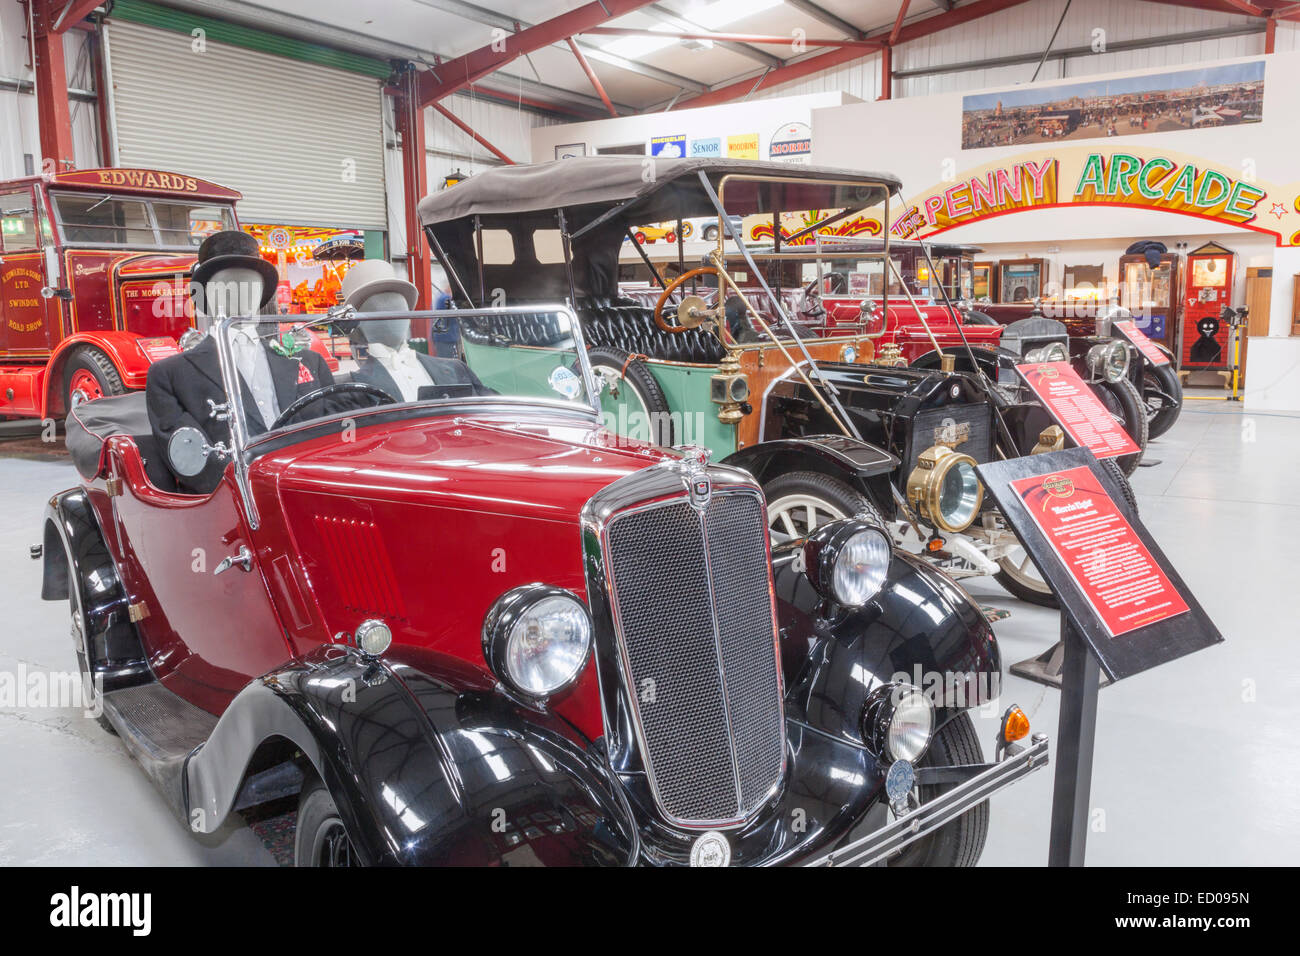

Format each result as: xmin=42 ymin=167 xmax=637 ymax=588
xmin=52 ymin=192 xmax=237 ymax=248
xmin=213 ymin=308 xmax=596 ymax=446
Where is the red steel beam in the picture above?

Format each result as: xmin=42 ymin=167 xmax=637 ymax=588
xmin=890 ymin=0 xmax=913 ymax=45
xmin=582 ymin=26 xmax=882 ymax=48
xmin=415 ymin=0 xmax=658 ymax=107
xmin=431 ymin=102 xmax=517 ymax=165
xmin=676 ymin=0 xmax=1036 ymax=110
xmin=394 ymin=72 xmax=432 ymax=310
xmin=878 ymin=43 xmax=893 ymax=100
xmin=31 ymin=1 xmax=77 ymax=173
xmin=1265 ymin=12 xmax=1277 ymax=48
xmin=566 ymin=37 xmax=618 ymax=117
xmin=51 ymin=0 xmax=103 ymax=32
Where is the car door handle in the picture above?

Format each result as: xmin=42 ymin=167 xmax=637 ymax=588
xmin=213 ymin=546 xmax=253 ymax=575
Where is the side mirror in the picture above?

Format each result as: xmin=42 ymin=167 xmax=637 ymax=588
xmin=167 ymin=427 xmax=211 ymax=478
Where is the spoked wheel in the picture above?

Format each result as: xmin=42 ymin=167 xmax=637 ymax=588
xmin=295 ymin=777 xmax=358 ymax=867
xmin=994 ymin=544 xmax=1058 ymax=608
xmin=1142 ymin=362 xmax=1183 ymax=439
xmin=763 ymin=471 xmax=883 ymax=545
xmin=886 ymin=713 xmax=989 ymax=867
xmin=586 ymin=346 xmax=675 ymax=446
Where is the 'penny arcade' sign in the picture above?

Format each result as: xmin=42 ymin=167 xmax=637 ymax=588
xmin=889 ymin=146 xmax=1291 ymax=245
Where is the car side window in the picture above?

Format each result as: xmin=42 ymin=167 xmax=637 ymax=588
xmin=0 ymin=189 xmax=40 ymax=253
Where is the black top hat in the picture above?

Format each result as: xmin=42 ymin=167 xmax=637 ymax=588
xmin=191 ymin=230 xmax=280 ymax=308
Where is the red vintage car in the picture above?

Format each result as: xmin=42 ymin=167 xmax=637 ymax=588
xmin=0 ymin=168 xmax=336 ymax=422
xmin=39 ymin=307 xmax=1047 ymax=867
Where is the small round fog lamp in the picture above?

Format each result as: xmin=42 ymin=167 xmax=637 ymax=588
xmin=354 ymin=619 xmax=392 ymax=658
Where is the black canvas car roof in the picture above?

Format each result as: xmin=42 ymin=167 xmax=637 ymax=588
xmin=416 ymin=156 xmax=902 ymax=227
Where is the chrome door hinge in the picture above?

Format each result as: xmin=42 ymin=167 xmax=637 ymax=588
xmin=105 ymin=476 xmax=123 ymax=496
xmin=127 ymin=601 xmax=149 ymax=623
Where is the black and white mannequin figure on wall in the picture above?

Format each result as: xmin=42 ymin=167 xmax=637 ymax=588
xmin=340 ymin=259 xmax=488 ymax=402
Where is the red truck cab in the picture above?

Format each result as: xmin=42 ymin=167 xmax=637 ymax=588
xmin=0 ymin=168 xmax=242 ymax=420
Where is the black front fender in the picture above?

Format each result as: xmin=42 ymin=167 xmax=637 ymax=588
xmin=773 ymin=545 xmax=1001 ymax=748
xmin=185 ymin=645 xmax=635 ymax=866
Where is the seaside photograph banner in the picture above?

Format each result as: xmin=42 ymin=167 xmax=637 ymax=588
xmin=960 ymin=61 xmax=1265 ymax=150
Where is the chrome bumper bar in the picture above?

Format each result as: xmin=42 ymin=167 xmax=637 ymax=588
xmin=805 ymin=733 xmax=1051 ymax=867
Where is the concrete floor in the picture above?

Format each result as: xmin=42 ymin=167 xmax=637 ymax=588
xmin=0 ymin=394 xmax=1296 ymax=866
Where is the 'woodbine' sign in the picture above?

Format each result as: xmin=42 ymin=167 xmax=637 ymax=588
xmin=888 ymin=146 xmax=1286 ymax=244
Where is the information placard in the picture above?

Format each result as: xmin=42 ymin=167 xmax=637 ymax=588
xmin=1009 ymin=465 xmax=1189 ymax=637
xmin=1112 ymin=318 xmax=1171 ymax=367
xmin=978 ymin=447 xmax=1223 ymax=682
xmin=1016 ymin=361 xmax=1140 ymax=460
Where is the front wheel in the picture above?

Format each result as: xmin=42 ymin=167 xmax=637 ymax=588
xmin=1142 ymin=362 xmax=1182 ymax=439
xmin=1090 ymin=376 xmax=1147 ymax=475
xmin=763 ymin=470 xmax=883 ymax=544
xmin=295 ymin=777 xmax=358 ymax=867
xmin=887 ymin=713 xmax=989 ymax=867
xmin=64 ymin=346 xmax=126 ymax=412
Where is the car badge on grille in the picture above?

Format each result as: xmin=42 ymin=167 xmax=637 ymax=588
xmin=675 ymin=444 xmax=713 ymax=511
xmin=934 ymin=418 xmax=971 ymax=448
xmin=689 ymin=831 xmax=731 ymax=867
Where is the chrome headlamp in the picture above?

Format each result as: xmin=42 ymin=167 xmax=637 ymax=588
xmin=863 ymin=683 xmax=935 ymax=762
xmin=1024 ymin=341 xmax=1069 ymax=364
xmin=906 ymin=444 xmax=983 ymax=533
xmin=1087 ymin=340 xmax=1130 ymax=383
xmin=482 ymin=585 xmax=592 ymax=699
xmin=802 ymin=519 xmax=891 ymax=608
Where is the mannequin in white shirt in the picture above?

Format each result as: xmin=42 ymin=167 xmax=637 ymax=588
xmin=355 ymin=290 xmax=435 ymax=403
xmin=202 ymin=266 xmax=281 ymax=426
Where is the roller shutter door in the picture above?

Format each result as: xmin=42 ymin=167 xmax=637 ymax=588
xmin=106 ymin=18 xmax=387 ymax=229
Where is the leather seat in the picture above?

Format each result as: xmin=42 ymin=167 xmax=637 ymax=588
xmin=575 ymin=297 xmax=725 ymax=365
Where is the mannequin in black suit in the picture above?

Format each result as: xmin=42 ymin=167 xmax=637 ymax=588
xmin=146 ymin=230 xmax=334 ymax=494
xmin=338 ymin=259 xmax=489 ymax=401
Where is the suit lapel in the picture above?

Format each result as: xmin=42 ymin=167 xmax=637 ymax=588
xmin=183 ymin=335 xmax=224 ymax=391
xmin=362 ymin=359 xmax=402 ymax=399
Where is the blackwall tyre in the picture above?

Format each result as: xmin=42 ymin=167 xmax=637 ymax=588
xmin=64 ymin=547 xmax=116 ymax=735
xmin=64 ymin=346 xmax=126 ymax=412
xmin=1090 ymin=376 xmax=1147 ymax=476
xmin=1142 ymin=362 xmax=1183 ymax=439
xmin=887 ymin=713 xmax=990 ymax=867
xmin=295 ymin=777 xmax=358 ymax=867
xmin=586 ymin=346 xmax=675 ymax=447
xmin=762 ymin=470 xmax=885 ymax=544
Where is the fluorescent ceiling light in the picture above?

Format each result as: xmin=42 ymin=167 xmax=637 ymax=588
xmin=599 ymin=25 xmax=676 ymax=59
xmin=686 ymin=0 xmax=784 ymax=29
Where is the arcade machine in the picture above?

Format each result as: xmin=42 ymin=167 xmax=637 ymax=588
xmin=1181 ymin=242 xmax=1239 ymax=391
xmin=1118 ymin=242 xmax=1180 ymax=348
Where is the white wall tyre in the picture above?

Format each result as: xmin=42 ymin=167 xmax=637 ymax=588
xmin=994 ymin=546 xmax=1059 ymax=608
xmin=763 ymin=471 xmax=884 ymax=545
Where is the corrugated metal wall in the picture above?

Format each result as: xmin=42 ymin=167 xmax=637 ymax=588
xmin=750 ymin=0 xmax=1297 ymax=103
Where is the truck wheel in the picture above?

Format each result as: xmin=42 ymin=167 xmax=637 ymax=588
xmin=1142 ymin=362 xmax=1182 ymax=439
xmin=64 ymin=347 xmax=126 ymax=411
xmin=888 ymin=713 xmax=989 ymax=867
xmin=763 ymin=471 xmax=885 ymax=544
xmin=1089 ymin=376 xmax=1147 ymax=475
xmin=295 ymin=776 xmax=357 ymax=867
xmin=587 ymin=346 xmax=675 ymax=446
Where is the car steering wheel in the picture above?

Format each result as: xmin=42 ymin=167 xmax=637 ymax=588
xmin=797 ymin=278 xmax=826 ymax=321
xmin=270 ymin=382 xmax=396 ymax=430
xmin=654 ymin=267 xmax=733 ymax=344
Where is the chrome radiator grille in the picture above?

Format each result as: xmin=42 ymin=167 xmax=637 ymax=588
xmin=604 ymin=490 xmax=784 ymax=827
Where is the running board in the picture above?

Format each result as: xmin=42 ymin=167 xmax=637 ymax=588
xmin=102 ymin=683 xmax=218 ymax=822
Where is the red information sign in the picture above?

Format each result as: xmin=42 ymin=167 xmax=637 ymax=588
xmin=1112 ymin=319 xmax=1170 ymax=367
xmin=1017 ymin=362 xmax=1140 ymax=460
xmin=1011 ymin=465 xmax=1189 ymax=637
